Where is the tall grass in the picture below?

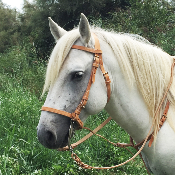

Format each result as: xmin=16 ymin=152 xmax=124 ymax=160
xmin=0 ymin=42 xmax=46 ymax=97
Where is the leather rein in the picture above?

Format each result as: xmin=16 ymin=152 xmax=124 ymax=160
xmin=41 ymin=33 xmax=175 ymax=173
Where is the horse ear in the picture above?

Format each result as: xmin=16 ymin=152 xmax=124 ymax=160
xmin=79 ymin=13 xmax=91 ymax=46
xmin=48 ymin=17 xmax=67 ymax=41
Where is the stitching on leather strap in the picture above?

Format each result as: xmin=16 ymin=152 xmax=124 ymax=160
xmin=148 ymin=100 xmax=170 ymax=147
xmin=71 ymin=45 xmax=102 ymax=54
xmin=41 ymin=106 xmax=72 ymax=118
xmin=92 ymin=38 xmax=111 ymax=102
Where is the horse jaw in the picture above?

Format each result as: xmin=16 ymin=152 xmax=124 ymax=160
xmin=48 ymin=17 xmax=67 ymax=41
xmin=79 ymin=13 xmax=91 ymax=46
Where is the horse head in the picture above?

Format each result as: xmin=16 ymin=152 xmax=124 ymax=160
xmin=37 ymin=14 xmax=109 ymax=149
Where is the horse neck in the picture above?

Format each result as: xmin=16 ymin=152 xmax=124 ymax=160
xmin=101 ymin=39 xmax=151 ymax=143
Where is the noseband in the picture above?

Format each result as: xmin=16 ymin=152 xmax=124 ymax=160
xmin=41 ymin=33 xmax=111 ymax=129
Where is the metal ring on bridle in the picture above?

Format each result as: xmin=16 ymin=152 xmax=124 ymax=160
xmin=68 ymin=120 xmax=75 ymax=152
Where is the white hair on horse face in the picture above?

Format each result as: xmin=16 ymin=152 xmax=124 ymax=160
xmin=42 ymin=29 xmax=80 ymax=95
xmin=43 ymin=26 xmax=175 ymax=139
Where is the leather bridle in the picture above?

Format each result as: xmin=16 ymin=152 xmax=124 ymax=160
xmin=41 ymin=33 xmax=111 ymax=129
xmin=41 ymin=32 xmax=175 ymax=173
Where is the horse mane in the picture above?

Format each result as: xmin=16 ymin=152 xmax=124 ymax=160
xmin=43 ymin=27 xmax=175 ymax=138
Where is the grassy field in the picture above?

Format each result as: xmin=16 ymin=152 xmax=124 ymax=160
xmin=0 ymin=83 xmax=147 ymax=174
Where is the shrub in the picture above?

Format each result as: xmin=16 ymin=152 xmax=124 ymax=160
xmin=0 ymin=41 xmax=46 ymax=97
xmin=90 ymin=0 xmax=175 ymax=55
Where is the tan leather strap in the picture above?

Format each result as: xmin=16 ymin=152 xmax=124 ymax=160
xmin=118 ymin=100 xmax=170 ymax=150
xmin=68 ymin=100 xmax=170 ymax=171
xmin=92 ymin=33 xmax=111 ymax=102
xmin=58 ymin=100 xmax=170 ymax=151
xmin=148 ymin=100 xmax=170 ymax=147
xmin=147 ymin=57 xmax=175 ymax=147
xmin=41 ymin=106 xmax=84 ymax=128
xmin=58 ymin=117 xmax=112 ymax=151
xmin=71 ymin=45 xmax=102 ymax=54
xmin=72 ymin=33 xmax=111 ymax=102
xmin=41 ymin=106 xmax=71 ymax=118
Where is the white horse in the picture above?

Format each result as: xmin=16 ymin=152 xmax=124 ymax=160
xmin=37 ymin=14 xmax=175 ymax=174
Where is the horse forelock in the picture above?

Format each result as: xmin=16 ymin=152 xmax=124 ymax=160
xmin=42 ymin=29 xmax=80 ymax=95
xmin=43 ymin=27 xmax=175 ymax=137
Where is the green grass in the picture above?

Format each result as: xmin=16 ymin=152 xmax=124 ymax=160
xmin=0 ymin=44 xmax=46 ymax=97
xmin=0 ymin=81 xmax=148 ymax=174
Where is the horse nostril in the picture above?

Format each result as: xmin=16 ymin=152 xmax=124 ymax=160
xmin=37 ymin=126 xmax=58 ymax=149
xmin=46 ymin=130 xmax=56 ymax=143
xmin=37 ymin=122 xmax=69 ymax=149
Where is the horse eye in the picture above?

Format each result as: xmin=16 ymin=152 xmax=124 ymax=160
xmin=73 ymin=71 xmax=84 ymax=80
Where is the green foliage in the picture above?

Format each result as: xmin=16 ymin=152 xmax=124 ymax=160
xmin=17 ymin=0 xmax=131 ymax=59
xmin=19 ymin=1 xmax=55 ymax=60
xmin=0 ymin=0 xmax=174 ymax=57
xmin=17 ymin=0 xmax=174 ymax=58
xmin=0 ymin=2 xmax=20 ymax=52
xmin=98 ymin=0 xmax=175 ymax=55
xmin=0 ymin=41 xmax=46 ymax=97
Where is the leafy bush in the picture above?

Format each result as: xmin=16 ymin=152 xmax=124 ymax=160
xmin=90 ymin=0 xmax=175 ymax=55
xmin=0 ymin=41 xmax=46 ymax=97
xmin=0 ymin=2 xmax=20 ymax=53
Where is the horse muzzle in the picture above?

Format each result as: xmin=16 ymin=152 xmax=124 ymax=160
xmin=37 ymin=112 xmax=71 ymax=149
